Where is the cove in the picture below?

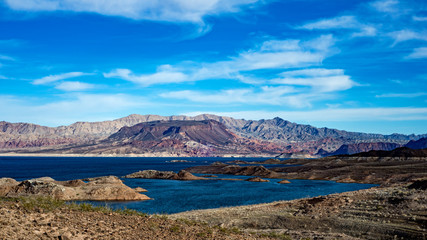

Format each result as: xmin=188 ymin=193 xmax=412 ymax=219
xmin=0 ymin=156 xmax=377 ymax=214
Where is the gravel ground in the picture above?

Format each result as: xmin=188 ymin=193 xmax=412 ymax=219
xmin=0 ymin=198 xmax=272 ymax=240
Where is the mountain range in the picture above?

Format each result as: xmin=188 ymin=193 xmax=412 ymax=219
xmin=1 ymin=114 xmax=426 ymax=157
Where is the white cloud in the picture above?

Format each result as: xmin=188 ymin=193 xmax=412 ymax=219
xmin=370 ymin=0 xmax=399 ymax=13
xmin=4 ymin=0 xmax=263 ymax=24
xmin=406 ymin=47 xmax=427 ymax=59
xmin=299 ymin=15 xmax=377 ymax=37
xmin=105 ymin=35 xmax=336 ymax=86
xmin=389 ymin=30 xmax=427 ymax=45
xmin=413 ymin=16 xmax=427 ymax=21
xmin=33 ymin=72 xmax=88 ymax=85
xmin=55 ymin=81 xmax=95 ymax=91
xmin=271 ymin=68 xmax=356 ymax=92
xmin=376 ymin=92 xmax=427 ymax=98
xmin=300 ymin=16 xmax=360 ymax=30
xmin=184 ymin=107 xmax=427 ymax=122
xmin=0 ymin=75 xmax=8 ymax=79
xmin=104 ymin=67 xmax=188 ymax=86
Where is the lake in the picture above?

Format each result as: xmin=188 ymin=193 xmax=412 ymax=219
xmin=0 ymin=156 xmax=377 ymax=214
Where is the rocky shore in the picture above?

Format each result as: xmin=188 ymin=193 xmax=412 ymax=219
xmin=172 ymin=180 xmax=427 ymax=240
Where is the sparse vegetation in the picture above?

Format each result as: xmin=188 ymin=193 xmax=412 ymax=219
xmin=260 ymin=232 xmax=293 ymax=240
xmin=17 ymin=196 xmax=65 ymax=211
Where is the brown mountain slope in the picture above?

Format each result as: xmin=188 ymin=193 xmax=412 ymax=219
xmin=108 ymin=120 xmax=235 ymax=146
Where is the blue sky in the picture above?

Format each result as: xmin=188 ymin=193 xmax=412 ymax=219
xmin=0 ymin=0 xmax=426 ymax=134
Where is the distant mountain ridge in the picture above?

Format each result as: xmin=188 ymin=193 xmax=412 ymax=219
xmin=321 ymin=142 xmax=403 ymax=156
xmin=1 ymin=114 xmax=426 ymax=156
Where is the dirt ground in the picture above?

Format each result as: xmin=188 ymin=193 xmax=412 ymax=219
xmin=0 ymin=197 xmax=273 ymax=240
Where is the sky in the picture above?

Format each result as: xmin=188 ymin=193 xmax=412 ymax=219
xmin=0 ymin=0 xmax=426 ymax=134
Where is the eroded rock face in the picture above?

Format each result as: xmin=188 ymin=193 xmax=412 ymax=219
xmin=0 ymin=176 xmax=150 ymax=201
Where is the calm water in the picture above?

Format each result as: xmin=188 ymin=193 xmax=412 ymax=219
xmin=0 ymin=156 xmax=376 ymax=214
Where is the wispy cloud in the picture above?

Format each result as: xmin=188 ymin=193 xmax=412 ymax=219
xmin=32 ymin=72 xmax=88 ymax=85
xmin=389 ymin=30 xmax=427 ymax=46
xmin=160 ymin=86 xmax=313 ymax=107
xmin=376 ymin=92 xmax=427 ymax=98
xmin=161 ymin=68 xmax=354 ymax=107
xmin=55 ymin=81 xmax=95 ymax=91
xmin=413 ymin=16 xmax=427 ymax=21
xmin=271 ymin=68 xmax=356 ymax=92
xmin=298 ymin=15 xmax=377 ymax=37
xmin=104 ymin=67 xmax=188 ymax=86
xmin=105 ymin=35 xmax=336 ymax=86
xmin=4 ymin=0 xmax=265 ymax=25
xmin=0 ymin=55 xmax=15 ymax=61
xmin=370 ymin=0 xmax=400 ymax=13
xmin=406 ymin=47 xmax=427 ymax=59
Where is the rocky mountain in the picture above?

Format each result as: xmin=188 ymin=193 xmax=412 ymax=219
xmin=108 ymin=120 xmax=235 ymax=146
xmin=349 ymin=147 xmax=427 ymax=158
xmin=7 ymin=120 xmax=282 ymax=157
xmin=405 ymin=137 xmax=427 ymax=149
xmin=1 ymin=114 xmax=426 ymax=156
xmin=320 ymin=142 xmax=402 ymax=156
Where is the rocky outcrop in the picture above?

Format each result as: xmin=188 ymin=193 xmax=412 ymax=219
xmin=278 ymin=180 xmax=291 ymax=184
xmin=124 ymin=170 xmax=178 ymax=179
xmin=124 ymin=170 xmax=206 ymax=181
xmin=0 ymin=176 xmax=150 ymax=201
xmin=245 ymin=177 xmax=269 ymax=182
xmin=186 ymin=164 xmax=285 ymax=179
xmin=271 ymin=147 xmax=427 ymax=184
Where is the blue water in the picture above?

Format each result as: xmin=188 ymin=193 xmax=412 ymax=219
xmin=0 ymin=156 xmax=377 ymax=214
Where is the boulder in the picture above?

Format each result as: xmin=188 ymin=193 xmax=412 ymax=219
xmin=0 ymin=178 xmax=19 ymax=195
xmin=278 ymin=179 xmax=291 ymax=184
